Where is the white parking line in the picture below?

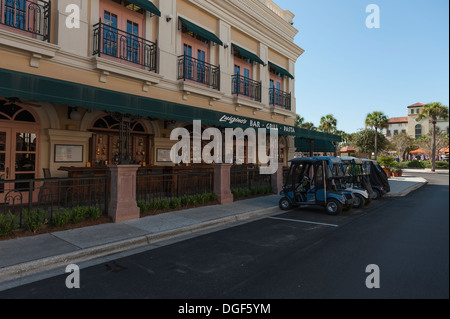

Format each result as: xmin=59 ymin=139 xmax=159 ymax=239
xmin=268 ymin=216 xmax=339 ymax=228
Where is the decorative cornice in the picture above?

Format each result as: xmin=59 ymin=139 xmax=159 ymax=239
xmin=185 ymin=0 xmax=304 ymax=60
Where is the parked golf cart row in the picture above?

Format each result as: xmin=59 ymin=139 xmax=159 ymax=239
xmin=279 ymin=156 xmax=390 ymax=215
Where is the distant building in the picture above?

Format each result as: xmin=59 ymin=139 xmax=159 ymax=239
xmin=383 ymin=103 xmax=449 ymax=140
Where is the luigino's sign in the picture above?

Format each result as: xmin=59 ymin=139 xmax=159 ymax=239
xmin=218 ymin=115 xmax=296 ymax=134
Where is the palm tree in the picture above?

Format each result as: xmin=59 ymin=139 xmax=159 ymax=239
xmin=318 ymin=114 xmax=337 ymax=134
xmin=294 ymin=114 xmax=304 ymax=127
xmin=417 ymin=102 xmax=449 ymax=172
xmin=365 ymin=111 xmax=389 ymax=160
xmin=301 ymin=122 xmax=317 ymax=130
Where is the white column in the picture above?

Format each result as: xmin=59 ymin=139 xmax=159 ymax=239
xmin=259 ymin=43 xmax=269 ymax=106
xmin=56 ymin=0 xmax=89 ymax=56
xmin=156 ymin=0 xmax=178 ymax=81
xmin=218 ymin=20 xmax=232 ymax=97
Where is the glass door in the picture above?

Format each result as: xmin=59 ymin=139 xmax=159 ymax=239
xmin=0 ymin=128 xmax=11 ymax=195
xmin=0 ymin=127 xmax=39 ymax=203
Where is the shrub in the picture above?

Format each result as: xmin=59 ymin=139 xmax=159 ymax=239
xmin=406 ymin=160 xmax=426 ymax=168
xmin=87 ymin=206 xmax=102 ymax=220
xmin=22 ymin=209 xmax=47 ymax=232
xmin=170 ymin=197 xmax=181 ymax=209
xmin=208 ymin=193 xmax=217 ymax=202
xmin=377 ymin=155 xmax=396 ymax=168
xmin=157 ymin=198 xmax=170 ymax=210
xmin=0 ymin=212 xmax=18 ymax=237
xmin=50 ymin=209 xmax=71 ymax=227
xmin=71 ymin=206 xmax=87 ymax=224
xmin=435 ymin=161 xmax=449 ymax=169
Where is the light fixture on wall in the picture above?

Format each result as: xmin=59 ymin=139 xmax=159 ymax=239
xmin=224 ymin=42 xmax=230 ymax=49
xmin=166 ymin=13 xmax=173 ymax=22
xmin=68 ymin=106 xmax=82 ymax=121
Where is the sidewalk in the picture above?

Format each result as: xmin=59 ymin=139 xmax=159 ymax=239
xmin=0 ymin=176 xmax=428 ymax=287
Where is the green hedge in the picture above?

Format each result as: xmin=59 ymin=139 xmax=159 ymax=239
xmin=0 ymin=205 xmax=103 ymax=237
xmin=231 ymin=186 xmax=273 ymax=200
xmin=403 ymin=160 xmax=449 ymax=169
xmin=137 ymin=193 xmax=218 ymax=215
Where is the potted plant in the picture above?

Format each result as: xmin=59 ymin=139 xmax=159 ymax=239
xmin=377 ymin=155 xmax=396 ymax=178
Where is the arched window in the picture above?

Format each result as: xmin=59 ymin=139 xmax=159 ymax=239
xmin=0 ymin=101 xmax=40 ymax=188
xmin=89 ymin=114 xmax=149 ymax=166
xmin=415 ymin=124 xmax=422 ymax=139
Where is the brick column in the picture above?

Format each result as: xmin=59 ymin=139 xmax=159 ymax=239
xmin=108 ymin=165 xmax=140 ymax=223
xmin=213 ymin=163 xmax=234 ymax=204
xmin=271 ymin=163 xmax=285 ymax=195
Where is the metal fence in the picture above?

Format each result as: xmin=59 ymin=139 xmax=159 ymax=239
xmin=232 ymin=74 xmax=262 ymax=102
xmin=0 ymin=176 xmax=109 ymax=228
xmin=93 ymin=19 xmax=158 ymax=72
xmin=269 ymin=88 xmax=291 ymax=110
xmin=230 ymin=165 xmax=272 ymax=190
xmin=177 ymin=55 xmax=220 ymax=90
xmin=136 ymin=170 xmax=214 ymax=202
xmin=0 ymin=0 xmax=51 ymax=41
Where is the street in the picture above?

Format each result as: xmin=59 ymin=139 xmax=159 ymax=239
xmin=0 ymin=172 xmax=448 ymax=300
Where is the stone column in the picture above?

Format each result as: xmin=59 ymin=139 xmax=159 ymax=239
xmin=213 ymin=163 xmax=233 ymax=204
xmin=271 ymin=163 xmax=285 ymax=195
xmin=108 ymin=165 xmax=140 ymax=223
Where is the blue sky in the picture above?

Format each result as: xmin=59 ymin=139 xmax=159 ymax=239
xmin=274 ymin=0 xmax=449 ymax=133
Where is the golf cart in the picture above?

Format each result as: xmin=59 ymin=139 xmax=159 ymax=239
xmin=338 ymin=157 xmax=373 ymax=208
xmin=361 ymin=159 xmax=390 ymax=199
xmin=279 ymin=157 xmax=355 ymax=215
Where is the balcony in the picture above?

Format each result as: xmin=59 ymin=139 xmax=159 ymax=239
xmin=92 ymin=20 xmax=157 ymax=72
xmin=177 ymin=55 xmax=220 ymax=91
xmin=232 ymin=74 xmax=262 ymax=102
xmin=0 ymin=0 xmax=50 ymax=41
xmin=269 ymin=88 xmax=291 ymax=110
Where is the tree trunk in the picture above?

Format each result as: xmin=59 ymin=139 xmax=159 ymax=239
xmin=432 ymin=121 xmax=437 ymax=172
xmin=374 ymin=126 xmax=378 ymax=160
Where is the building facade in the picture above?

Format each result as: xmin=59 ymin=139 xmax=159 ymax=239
xmin=383 ymin=103 xmax=449 ymax=140
xmin=0 ymin=0 xmax=341 ymax=221
xmin=0 ymin=0 xmax=312 ymax=177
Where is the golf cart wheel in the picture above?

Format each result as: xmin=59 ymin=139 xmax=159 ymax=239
xmin=353 ymin=194 xmax=365 ymax=209
xmin=279 ymin=197 xmax=292 ymax=211
xmin=325 ymin=199 xmax=342 ymax=216
xmin=373 ymin=189 xmax=382 ymax=200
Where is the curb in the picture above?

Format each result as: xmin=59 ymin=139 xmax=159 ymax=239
xmin=385 ymin=180 xmax=428 ymax=198
xmin=0 ymin=206 xmax=279 ymax=284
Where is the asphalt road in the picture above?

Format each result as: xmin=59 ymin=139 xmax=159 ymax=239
xmin=0 ymin=173 xmax=448 ymax=300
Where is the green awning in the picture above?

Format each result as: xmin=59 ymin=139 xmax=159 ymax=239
xmin=179 ymin=17 xmax=223 ymax=46
xmin=232 ymin=44 xmax=265 ymax=65
xmin=0 ymin=68 xmax=342 ymax=146
xmin=269 ymin=62 xmax=294 ymax=79
xmin=129 ymin=0 xmax=161 ymax=16
xmin=295 ymin=137 xmax=337 ymax=153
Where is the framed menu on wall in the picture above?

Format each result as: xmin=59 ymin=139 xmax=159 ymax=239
xmin=156 ymin=148 xmax=172 ymax=162
xmin=55 ymin=144 xmax=83 ymax=163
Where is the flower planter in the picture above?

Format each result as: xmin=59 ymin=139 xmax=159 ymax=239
xmin=383 ymin=168 xmax=392 ymax=178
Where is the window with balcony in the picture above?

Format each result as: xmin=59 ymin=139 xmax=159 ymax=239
xmin=93 ymin=0 xmax=157 ymax=72
xmin=178 ymin=18 xmax=221 ymax=90
xmin=0 ymin=0 xmax=50 ymax=41
xmin=232 ymin=53 xmax=261 ymax=102
xmin=268 ymin=62 xmax=292 ymax=110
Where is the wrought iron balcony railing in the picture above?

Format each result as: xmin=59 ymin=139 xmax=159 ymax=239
xmin=93 ymin=19 xmax=158 ymax=72
xmin=232 ymin=74 xmax=262 ymax=102
xmin=177 ymin=55 xmax=220 ymax=91
xmin=269 ymin=88 xmax=291 ymax=110
xmin=0 ymin=0 xmax=50 ymax=41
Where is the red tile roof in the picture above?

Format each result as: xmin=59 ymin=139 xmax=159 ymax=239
xmin=339 ymin=146 xmax=356 ymax=152
xmin=407 ymin=102 xmax=425 ymax=108
xmin=388 ymin=117 xmax=408 ymax=123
